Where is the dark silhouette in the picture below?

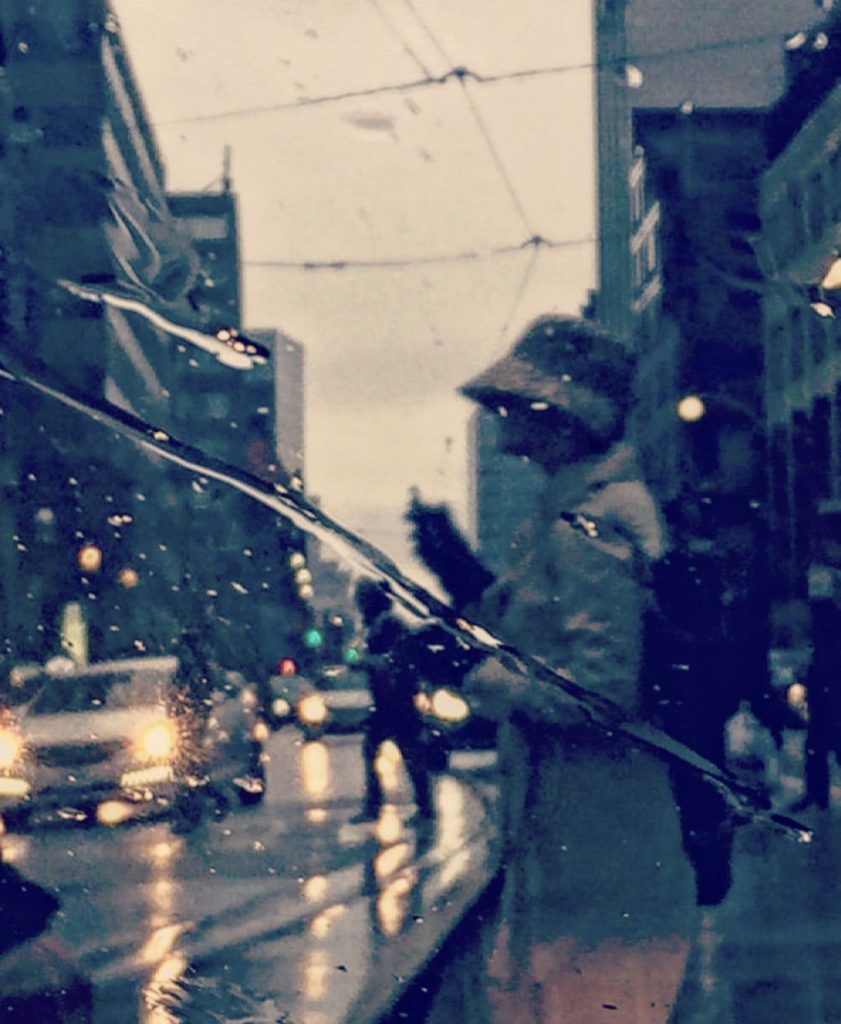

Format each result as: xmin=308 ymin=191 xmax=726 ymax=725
xmin=798 ymin=502 xmax=841 ymax=811
xmin=353 ymin=580 xmax=434 ymax=823
xmin=0 ymin=861 xmax=92 ymax=1021
xmin=642 ymin=403 xmax=783 ymax=907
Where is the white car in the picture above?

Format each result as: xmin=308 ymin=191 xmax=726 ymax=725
xmin=0 ymin=655 xmax=267 ymax=829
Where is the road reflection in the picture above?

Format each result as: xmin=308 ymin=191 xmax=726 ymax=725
xmin=139 ymin=830 xmax=189 ymax=1023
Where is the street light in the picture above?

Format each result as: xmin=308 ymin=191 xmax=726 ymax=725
xmin=674 ymin=392 xmax=760 ymax=428
xmin=676 ymin=394 xmax=706 ymax=423
xmin=77 ymin=543 xmax=103 ymax=573
xmin=117 ymin=567 xmax=139 ymax=589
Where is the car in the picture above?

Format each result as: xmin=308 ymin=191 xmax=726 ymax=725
xmin=414 ymin=684 xmax=498 ymax=754
xmin=292 ymin=663 xmax=373 ymax=740
xmin=262 ymin=666 xmax=315 ymax=730
xmin=0 ymin=655 xmax=268 ymax=830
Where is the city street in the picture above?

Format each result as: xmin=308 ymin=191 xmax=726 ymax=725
xmin=1 ymin=728 xmax=499 ymax=1024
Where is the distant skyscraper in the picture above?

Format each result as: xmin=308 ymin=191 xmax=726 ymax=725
xmin=248 ymin=329 xmax=305 ymax=484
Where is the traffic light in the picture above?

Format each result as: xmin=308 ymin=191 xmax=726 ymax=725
xmin=278 ymin=656 xmax=298 ymax=676
xmin=303 ymin=626 xmax=324 ymax=650
xmin=343 ymin=644 xmax=362 ymax=666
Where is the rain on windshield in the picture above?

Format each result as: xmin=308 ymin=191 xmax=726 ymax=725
xmin=0 ymin=3 xmax=837 ymax=1023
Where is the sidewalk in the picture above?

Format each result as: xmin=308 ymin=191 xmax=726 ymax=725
xmin=672 ymin=722 xmax=841 ymax=1023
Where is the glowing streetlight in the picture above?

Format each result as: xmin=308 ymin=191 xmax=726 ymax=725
xmin=117 ymin=567 xmax=139 ymax=589
xmin=676 ymin=395 xmax=706 ymax=423
xmin=77 ymin=543 xmax=103 ymax=573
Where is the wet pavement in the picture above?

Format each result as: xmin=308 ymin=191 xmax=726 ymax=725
xmin=9 ymin=717 xmax=841 ymax=1024
xmin=670 ymin=728 xmax=841 ymax=1024
xmin=1 ymin=729 xmax=500 ymax=1024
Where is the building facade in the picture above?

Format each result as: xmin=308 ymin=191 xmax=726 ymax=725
xmin=0 ymin=1 xmax=311 ymax=675
xmin=760 ymin=9 xmax=841 ymax=600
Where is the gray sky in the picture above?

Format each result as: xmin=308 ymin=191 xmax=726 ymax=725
xmin=111 ymin=0 xmax=821 ymax=582
xmin=112 ymin=0 xmax=596 ymax=577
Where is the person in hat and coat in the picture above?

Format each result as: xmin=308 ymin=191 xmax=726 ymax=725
xmin=408 ymin=315 xmax=695 ymax=1023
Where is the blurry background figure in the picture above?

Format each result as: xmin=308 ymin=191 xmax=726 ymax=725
xmin=177 ymin=629 xmax=215 ymax=715
xmin=796 ymin=501 xmax=841 ymax=812
xmin=352 ymin=580 xmax=434 ymax=824
xmin=642 ymin=395 xmax=782 ymax=907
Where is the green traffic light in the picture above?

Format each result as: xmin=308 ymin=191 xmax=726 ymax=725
xmin=304 ymin=627 xmax=324 ymax=649
xmin=344 ymin=646 xmax=361 ymax=665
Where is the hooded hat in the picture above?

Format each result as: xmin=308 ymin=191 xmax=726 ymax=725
xmin=460 ymin=315 xmax=635 ymax=442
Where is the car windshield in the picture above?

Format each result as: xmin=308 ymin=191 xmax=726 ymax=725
xmin=0 ymin=4 xmax=831 ymax=1024
xmin=27 ymin=671 xmax=164 ymax=716
xmin=319 ymin=666 xmax=367 ymax=691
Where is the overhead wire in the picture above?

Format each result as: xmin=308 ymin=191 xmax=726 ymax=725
xmin=368 ymin=0 xmax=433 ymax=78
xmin=397 ymin=0 xmax=534 ymax=236
xmin=496 ymin=240 xmax=543 ymax=346
xmin=244 ymin=232 xmax=594 ymax=272
xmin=155 ymin=30 xmax=803 ymax=128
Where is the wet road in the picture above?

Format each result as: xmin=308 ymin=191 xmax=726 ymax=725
xmin=3 ymin=729 xmax=499 ymax=1024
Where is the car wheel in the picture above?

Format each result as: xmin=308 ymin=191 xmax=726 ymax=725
xmin=234 ymin=771 xmax=266 ymax=806
xmin=171 ymin=788 xmax=203 ymax=834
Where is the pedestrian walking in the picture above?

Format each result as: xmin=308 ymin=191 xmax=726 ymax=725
xmin=798 ymin=501 xmax=841 ymax=812
xmin=408 ymin=315 xmax=695 ymax=1024
xmin=352 ymin=579 xmax=434 ymax=824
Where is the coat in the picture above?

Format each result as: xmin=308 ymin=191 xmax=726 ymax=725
xmin=467 ymin=442 xmax=695 ymax=959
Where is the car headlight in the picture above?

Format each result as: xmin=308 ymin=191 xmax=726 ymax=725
xmin=298 ymin=694 xmax=328 ymax=726
xmin=251 ymin=720 xmax=270 ymax=743
xmin=429 ymin=688 xmax=470 ymax=724
xmin=414 ymin=692 xmax=432 ymax=714
xmin=271 ymin=697 xmax=292 ymax=719
xmin=0 ymin=728 xmax=23 ymax=770
xmin=134 ymin=719 xmax=177 ymax=761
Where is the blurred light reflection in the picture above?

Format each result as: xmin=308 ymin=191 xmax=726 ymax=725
xmin=436 ymin=776 xmax=466 ymax=852
xmin=303 ymin=875 xmax=329 ymax=903
xmin=301 ymin=741 xmax=332 ymax=800
xmin=374 ymin=842 xmax=411 ymax=881
xmin=0 ymin=833 xmax=29 ymax=863
xmin=374 ymin=740 xmax=402 ymax=794
xmin=140 ymin=923 xmax=189 ymax=965
xmin=376 ymin=870 xmax=417 ymax=937
xmin=374 ymin=805 xmax=401 ymax=846
xmin=302 ymin=947 xmax=330 ymax=1002
xmin=309 ymin=903 xmax=347 ymax=939
xmin=142 ymin=952 xmax=188 ymax=1024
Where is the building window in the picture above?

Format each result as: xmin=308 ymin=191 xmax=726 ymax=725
xmin=789 ymin=307 xmax=805 ymax=381
xmin=178 ymin=216 xmax=229 ymax=241
xmin=809 ymin=313 xmax=828 ymax=366
xmin=813 ymin=396 xmax=832 ymax=502
xmin=805 ymin=171 xmax=826 ymax=241
xmin=786 ymin=181 xmax=806 ymax=257
xmin=831 ymin=147 xmax=841 ymax=222
xmin=766 ymin=325 xmax=786 ymax=394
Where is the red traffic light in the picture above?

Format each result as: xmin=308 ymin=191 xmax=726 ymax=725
xmin=278 ymin=657 xmax=298 ymax=677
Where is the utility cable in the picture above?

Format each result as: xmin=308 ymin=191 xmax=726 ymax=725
xmin=245 ymin=232 xmax=592 ymax=271
xmin=375 ymin=0 xmax=536 ymax=236
xmin=368 ymin=0 xmax=433 ymax=78
xmin=496 ymin=238 xmax=542 ymax=346
xmin=156 ymin=30 xmax=801 ymax=128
